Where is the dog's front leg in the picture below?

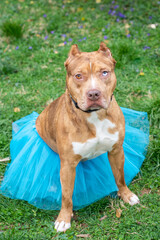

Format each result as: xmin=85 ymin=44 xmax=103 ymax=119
xmin=108 ymin=146 xmax=140 ymax=205
xmin=54 ymin=162 xmax=76 ymax=232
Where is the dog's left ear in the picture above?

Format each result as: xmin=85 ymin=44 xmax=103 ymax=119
xmin=98 ymin=42 xmax=116 ymax=66
xmin=64 ymin=44 xmax=81 ymax=69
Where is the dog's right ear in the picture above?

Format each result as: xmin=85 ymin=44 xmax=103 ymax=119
xmin=68 ymin=44 xmax=80 ymax=56
xmin=64 ymin=44 xmax=80 ymax=68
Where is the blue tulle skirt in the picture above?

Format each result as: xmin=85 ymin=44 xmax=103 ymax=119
xmin=0 ymin=108 xmax=149 ymax=210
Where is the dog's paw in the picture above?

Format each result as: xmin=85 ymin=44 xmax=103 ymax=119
xmin=54 ymin=220 xmax=71 ymax=232
xmin=118 ymin=188 xmax=140 ymax=206
xmin=128 ymin=194 xmax=140 ymax=206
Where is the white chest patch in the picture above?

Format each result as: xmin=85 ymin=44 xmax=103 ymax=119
xmin=72 ymin=112 xmax=119 ymax=160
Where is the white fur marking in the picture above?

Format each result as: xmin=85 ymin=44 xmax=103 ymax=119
xmin=54 ymin=220 xmax=71 ymax=232
xmin=72 ymin=112 xmax=119 ymax=159
xmin=129 ymin=194 xmax=140 ymax=206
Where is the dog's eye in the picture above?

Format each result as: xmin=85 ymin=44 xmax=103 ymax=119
xmin=75 ymin=74 xmax=82 ymax=79
xmin=102 ymin=71 xmax=108 ymax=76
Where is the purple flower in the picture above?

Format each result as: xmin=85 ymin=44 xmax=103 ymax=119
xmin=147 ymin=33 xmax=150 ymax=36
xmin=117 ymin=12 xmax=126 ymax=18
xmin=78 ymin=25 xmax=83 ymax=29
xmin=68 ymin=38 xmax=72 ymax=42
xmin=143 ymin=46 xmax=150 ymax=50
xmin=28 ymin=46 xmax=32 ymax=50
xmin=64 ymin=41 xmax=67 ymax=45
xmin=44 ymin=35 xmax=48 ymax=40
xmin=104 ymin=35 xmax=108 ymax=40
xmin=130 ymin=8 xmax=134 ymax=11
xmin=114 ymin=5 xmax=119 ymax=9
xmin=112 ymin=1 xmax=115 ymax=3
xmin=62 ymin=5 xmax=65 ymax=8
xmin=78 ymin=39 xmax=82 ymax=42
xmin=61 ymin=34 xmax=66 ymax=38
xmin=149 ymin=16 xmax=152 ymax=19
xmin=43 ymin=14 xmax=47 ymax=18
xmin=111 ymin=10 xmax=116 ymax=16
xmin=15 ymin=46 xmax=19 ymax=50
xmin=108 ymin=9 xmax=112 ymax=15
xmin=126 ymin=34 xmax=131 ymax=38
xmin=105 ymin=24 xmax=109 ymax=28
xmin=50 ymin=31 xmax=55 ymax=34
xmin=102 ymin=28 xmax=105 ymax=32
xmin=116 ymin=18 xmax=120 ymax=22
xmin=83 ymin=37 xmax=87 ymax=40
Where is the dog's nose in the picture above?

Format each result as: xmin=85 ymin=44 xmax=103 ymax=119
xmin=87 ymin=90 xmax=101 ymax=101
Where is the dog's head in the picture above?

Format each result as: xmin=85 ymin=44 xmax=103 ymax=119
xmin=65 ymin=42 xmax=116 ymax=112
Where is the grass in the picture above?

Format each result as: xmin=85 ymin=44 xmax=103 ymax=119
xmin=0 ymin=0 xmax=160 ymax=239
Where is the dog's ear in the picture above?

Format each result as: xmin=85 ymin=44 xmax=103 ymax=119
xmin=68 ymin=44 xmax=80 ymax=56
xmin=64 ymin=44 xmax=80 ymax=69
xmin=98 ymin=42 xmax=116 ymax=66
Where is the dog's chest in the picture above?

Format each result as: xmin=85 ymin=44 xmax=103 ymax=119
xmin=72 ymin=112 xmax=119 ymax=160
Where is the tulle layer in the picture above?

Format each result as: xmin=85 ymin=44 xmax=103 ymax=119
xmin=0 ymin=108 xmax=149 ymax=210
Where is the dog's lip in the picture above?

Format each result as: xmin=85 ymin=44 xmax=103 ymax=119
xmin=86 ymin=102 xmax=104 ymax=110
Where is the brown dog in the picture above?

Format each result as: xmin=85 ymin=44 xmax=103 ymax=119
xmin=36 ymin=42 xmax=139 ymax=232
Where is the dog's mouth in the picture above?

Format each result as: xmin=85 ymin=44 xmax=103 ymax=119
xmin=86 ymin=102 xmax=103 ymax=111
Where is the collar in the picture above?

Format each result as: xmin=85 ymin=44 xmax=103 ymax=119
xmin=69 ymin=93 xmax=114 ymax=113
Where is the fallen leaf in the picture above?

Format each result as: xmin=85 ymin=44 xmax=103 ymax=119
xmin=140 ymin=188 xmax=151 ymax=196
xmin=148 ymin=23 xmax=158 ymax=29
xmin=58 ymin=43 xmax=65 ymax=47
xmin=41 ymin=65 xmax=48 ymax=69
xmin=99 ymin=215 xmax=107 ymax=221
xmin=14 ymin=107 xmax=20 ymax=112
xmin=46 ymin=98 xmax=53 ymax=105
xmin=125 ymin=23 xmax=130 ymax=29
xmin=96 ymin=0 xmax=101 ymax=3
xmin=0 ymin=157 xmax=10 ymax=162
xmin=104 ymin=40 xmax=109 ymax=44
xmin=116 ymin=208 xmax=122 ymax=218
xmin=36 ymin=34 xmax=40 ymax=37
xmin=139 ymin=72 xmax=144 ymax=76
xmin=76 ymin=234 xmax=91 ymax=238
xmin=4 ymin=45 xmax=10 ymax=53
xmin=77 ymin=7 xmax=83 ymax=12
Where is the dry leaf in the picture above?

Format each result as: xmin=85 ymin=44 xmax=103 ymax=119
xmin=4 ymin=45 xmax=10 ymax=53
xmin=0 ymin=157 xmax=10 ymax=162
xmin=148 ymin=23 xmax=158 ymax=29
xmin=41 ymin=65 xmax=48 ymax=69
xmin=104 ymin=40 xmax=109 ymax=44
xmin=76 ymin=234 xmax=91 ymax=238
xmin=140 ymin=188 xmax=151 ymax=196
xmin=14 ymin=107 xmax=20 ymax=112
xmin=58 ymin=43 xmax=65 ymax=47
xmin=46 ymin=98 xmax=53 ymax=105
xmin=77 ymin=7 xmax=83 ymax=12
xmin=116 ymin=208 xmax=122 ymax=218
xmin=96 ymin=0 xmax=101 ymax=3
xmin=139 ymin=72 xmax=144 ymax=76
xmin=99 ymin=215 xmax=107 ymax=221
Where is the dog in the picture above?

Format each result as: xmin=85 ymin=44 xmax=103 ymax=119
xmin=36 ymin=42 xmax=140 ymax=232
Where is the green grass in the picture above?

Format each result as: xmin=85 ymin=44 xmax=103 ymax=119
xmin=1 ymin=21 xmax=23 ymax=39
xmin=0 ymin=0 xmax=160 ymax=239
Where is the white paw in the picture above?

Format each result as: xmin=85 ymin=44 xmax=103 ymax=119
xmin=129 ymin=194 xmax=140 ymax=206
xmin=54 ymin=220 xmax=71 ymax=232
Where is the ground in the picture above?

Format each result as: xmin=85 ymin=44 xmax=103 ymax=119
xmin=0 ymin=0 xmax=160 ymax=239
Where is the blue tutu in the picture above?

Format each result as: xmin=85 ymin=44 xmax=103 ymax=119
xmin=0 ymin=108 xmax=149 ymax=210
